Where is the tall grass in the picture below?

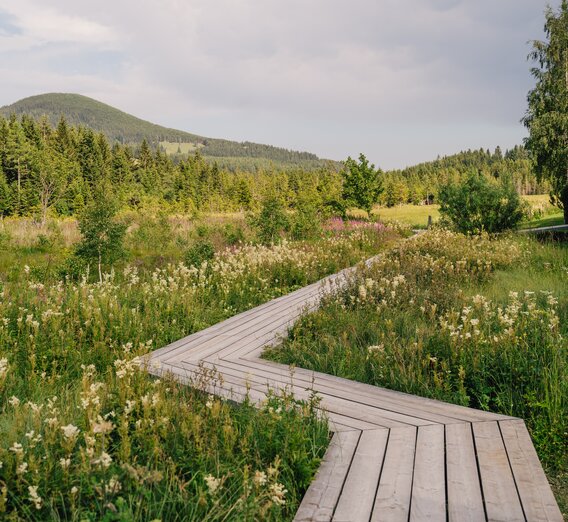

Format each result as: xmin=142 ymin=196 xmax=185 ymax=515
xmin=0 ymin=219 xmax=399 ymax=520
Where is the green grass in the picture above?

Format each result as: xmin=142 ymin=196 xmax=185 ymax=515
xmin=264 ymin=230 xmax=568 ymax=515
xmin=521 ymin=214 xmax=565 ymax=229
xmin=371 ymin=204 xmax=440 ymax=228
xmin=369 ymin=195 xmax=564 ymax=230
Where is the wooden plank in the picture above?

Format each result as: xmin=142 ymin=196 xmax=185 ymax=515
xmin=372 ymin=426 xmax=416 ymax=522
xmin=446 ymin=423 xmax=485 ymax=522
xmin=162 ymin=285 xmax=322 ymax=363
xmin=229 ymin=358 xmax=471 ymax=426
xmin=333 ymin=429 xmax=389 ymax=522
xmin=294 ymin=430 xmax=361 ymax=522
xmin=212 ymin=359 xmax=436 ymax=427
xmin=250 ymin=358 xmax=512 ymax=423
xmin=151 ymin=278 xmax=324 ymax=361
xmin=500 ymin=419 xmax=563 ymax=522
xmin=473 ymin=421 xmax=525 ymax=522
xmin=409 ymin=424 xmax=446 ymax=521
xmin=173 ymin=359 xmax=416 ymax=428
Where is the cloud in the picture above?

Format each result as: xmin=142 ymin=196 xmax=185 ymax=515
xmin=0 ymin=0 xmax=548 ymax=168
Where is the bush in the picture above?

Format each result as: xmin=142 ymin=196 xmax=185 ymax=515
xmin=184 ymin=239 xmax=215 ymax=267
xmin=74 ymin=196 xmax=127 ymax=282
xmin=439 ymin=173 xmax=526 ymax=234
xmin=290 ymin=204 xmax=322 ymax=240
xmin=249 ymin=197 xmax=289 ymax=245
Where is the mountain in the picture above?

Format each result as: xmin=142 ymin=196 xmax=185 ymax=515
xmin=0 ymin=93 xmax=327 ymax=168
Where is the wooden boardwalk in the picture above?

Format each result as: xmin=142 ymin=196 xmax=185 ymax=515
xmin=147 ymin=260 xmax=563 ymax=522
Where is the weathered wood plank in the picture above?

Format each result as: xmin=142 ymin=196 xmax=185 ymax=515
xmin=333 ymin=429 xmax=389 ymax=522
xmin=173 ymin=359 xmax=417 ymax=428
xmin=294 ymin=430 xmax=361 ymax=522
xmin=446 ymin=423 xmax=485 ymax=522
xmin=473 ymin=421 xmax=525 ymax=522
xmin=409 ymin=423 xmax=446 ymax=521
xmin=500 ymin=419 xmax=563 ymax=522
xmin=229 ymin=358 xmax=475 ymax=426
xmin=212 ymin=359 xmax=436 ymax=427
xmin=162 ymin=286 xmax=323 ymax=363
xmin=371 ymin=426 xmax=416 ymax=522
xmin=250 ymin=358 xmax=512 ymax=423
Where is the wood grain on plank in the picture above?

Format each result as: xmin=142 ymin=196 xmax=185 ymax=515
xmin=500 ymin=419 xmax=563 ymax=522
xmin=473 ymin=421 xmax=525 ymax=522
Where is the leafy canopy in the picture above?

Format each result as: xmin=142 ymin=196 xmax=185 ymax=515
xmin=523 ymin=1 xmax=568 ymax=223
xmin=438 ymin=173 xmax=526 ymax=234
xmin=341 ymin=153 xmax=383 ymax=215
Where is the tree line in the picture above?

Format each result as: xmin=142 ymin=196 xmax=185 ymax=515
xmin=0 ymin=114 xmax=548 ymax=221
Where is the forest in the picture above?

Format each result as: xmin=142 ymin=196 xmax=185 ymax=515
xmin=0 ymin=113 xmax=549 ymax=224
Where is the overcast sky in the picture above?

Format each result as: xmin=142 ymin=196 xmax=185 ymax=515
xmin=0 ymin=0 xmax=550 ymax=169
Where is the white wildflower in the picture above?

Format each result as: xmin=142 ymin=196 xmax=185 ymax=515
xmin=28 ymin=485 xmax=42 ymax=510
xmin=204 ymin=474 xmax=221 ymax=495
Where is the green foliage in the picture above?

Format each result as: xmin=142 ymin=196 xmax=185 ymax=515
xmin=184 ymin=239 xmax=216 ymax=268
xmin=438 ymin=173 xmax=526 ymax=233
xmin=74 ymin=194 xmax=127 ymax=282
xmin=523 ymin=1 xmax=568 ymax=223
xmin=289 ymin=203 xmax=322 ymax=240
xmin=342 ymin=153 xmax=383 ymax=215
xmin=249 ymin=197 xmax=290 ymax=245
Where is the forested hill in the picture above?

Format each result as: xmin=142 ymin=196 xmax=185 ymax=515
xmin=0 ymin=93 xmax=324 ymax=168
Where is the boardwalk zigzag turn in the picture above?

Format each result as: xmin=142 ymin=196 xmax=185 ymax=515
xmin=147 ymin=256 xmax=563 ymax=522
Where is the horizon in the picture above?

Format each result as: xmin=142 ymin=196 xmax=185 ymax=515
xmin=0 ymin=0 xmax=549 ymax=169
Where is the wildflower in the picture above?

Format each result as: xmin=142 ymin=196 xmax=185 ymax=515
xmin=28 ymin=485 xmax=42 ymax=510
xmin=61 ymin=424 xmax=80 ymax=441
xmin=0 ymin=358 xmax=8 ymax=379
xmin=70 ymin=486 xmax=78 ymax=495
xmin=124 ymin=400 xmax=136 ymax=415
xmin=367 ymin=344 xmax=385 ymax=354
xmin=253 ymin=470 xmax=267 ymax=487
xmin=8 ymin=396 xmax=20 ymax=407
xmin=93 ymin=451 xmax=112 ymax=469
xmin=17 ymin=462 xmax=28 ymax=475
xmin=92 ymin=416 xmax=114 ymax=435
xmin=269 ymin=482 xmax=287 ymax=505
xmin=204 ymin=474 xmax=221 ymax=495
xmin=105 ymin=476 xmax=122 ymax=495
xmin=10 ymin=442 xmax=23 ymax=455
xmin=60 ymin=458 xmax=71 ymax=470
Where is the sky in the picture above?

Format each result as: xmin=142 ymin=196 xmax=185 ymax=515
xmin=0 ymin=0 xmax=550 ymax=169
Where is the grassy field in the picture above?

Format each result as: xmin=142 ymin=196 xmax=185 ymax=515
xmin=265 ymin=230 xmax=568 ymax=516
xmin=159 ymin=141 xmax=203 ymax=155
xmin=0 ymin=215 xmax=401 ymax=520
xmin=369 ymin=194 xmax=564 ymax=229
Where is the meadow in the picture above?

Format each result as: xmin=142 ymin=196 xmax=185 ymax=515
xmin=264 ymin=229 xmax=568 ymax=514
xmin=0 ymin=214 xmax=401 ymax=521
xmin=368 ymin=194 xmax=564 ymax=229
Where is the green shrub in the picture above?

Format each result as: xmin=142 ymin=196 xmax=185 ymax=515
xmin=249 ymin=197 xmax=289 ymax=245
xmin=184 ymin=239 xmax=215 ymax=267
xmin=290 ymin=204 xmax=322 ymax=240
xmin=74 ymin=196 xmax=127 ymax=282
xmin=439 ymin=173 xmax=526 ymax=233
